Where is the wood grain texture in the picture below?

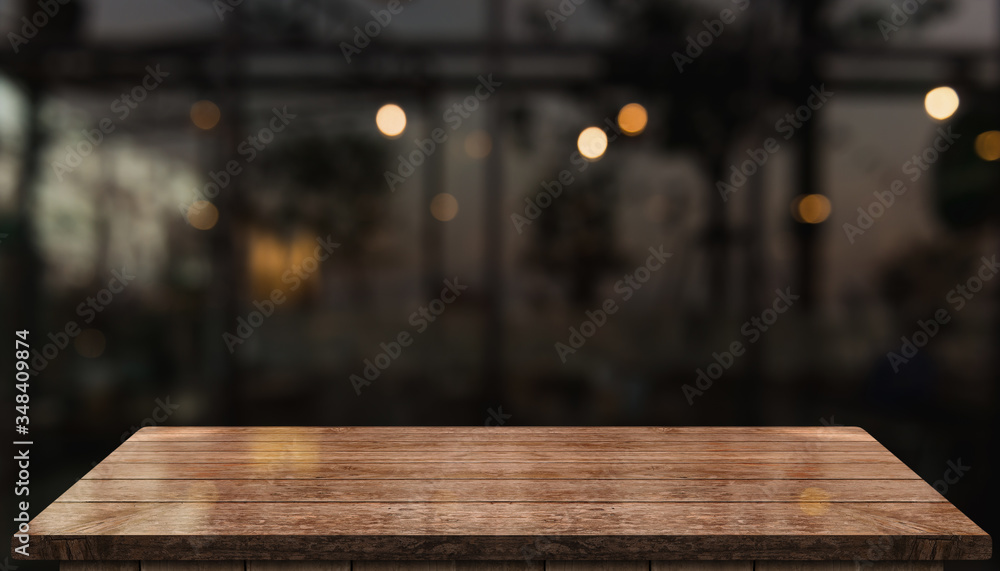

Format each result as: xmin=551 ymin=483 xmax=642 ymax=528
xmin=652 ymin=563 xmax=751 ymax=571
xmin=13 ymin=427 xmax=992 ymax=562
xmin=247 ymin=562 xmax=349 ymax=571
xmin=103 ymin=451 xmax=898 ymax=464
xmin=354 ymin=562 xmax=543 ymax=571
xmin=128 ymin=427 xmax=878 ymax=442
xmin=142 ymin=563 xmax=243 ymax=571
xmin=115 ymin=441 xmax=889 ymax=453
xmin=61 ymin=563 xmax=140 ymax=571
xmin=546 ymin=561 xmax=648 ymax=571
xmin=755 ymin=563 xmax=943 ymax=571
xmin=58 ymin=479 xmax=945 ymax=503
xmin=81 ymin=462 xmax=922 ymax=481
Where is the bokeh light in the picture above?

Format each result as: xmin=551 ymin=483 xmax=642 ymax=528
xmin=190 ymin=100 xmax=221 ymax=130
xmin=974 ymin=130 xmax=1000 ymax=161
xmin=577 ymin=127 xmax=608 ymax=160
xmin=464 ymin=130 xmax=493 ymax=159
xmin=75 ymin=329 xmax=106 ymax=358
xmin=430 ymin=193 xmax=459 ymax=221
xmin=187 ymin=200 xmax=219 ymax=230
xmin=792 ymin=194 xmax=831 ymax=224
xmin=797 ymin=487 xmax=831 ymax=516
xmin=376 ymin=103 xmax=407 ymax=138
xmin=617 ymin=103 xmax=648 ymax=136
xmin=924 ymin=87 xmax=959 ymax=120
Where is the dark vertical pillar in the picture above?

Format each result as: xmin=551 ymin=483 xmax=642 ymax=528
xmin=482 ymin=0 xmax=505 ymax=408
xmin=794 ymin=3 xmax=822 ymax=311
xmin=11 ymin=83 xmax=44 ymax=342
xmin=214 ymin=12 xmax=245 ymax=425
xmin=422 ymin=88 xmax=445 ymax=298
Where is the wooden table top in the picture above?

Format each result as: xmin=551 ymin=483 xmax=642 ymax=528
xmin=15 ymin=426 xmax=991 ymax=561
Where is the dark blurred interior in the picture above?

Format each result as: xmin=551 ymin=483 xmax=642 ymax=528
xmin=1 ymin=0 xmax=999 ymax=568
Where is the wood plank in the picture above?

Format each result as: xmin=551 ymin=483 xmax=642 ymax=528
xmin=104 ymin=451 xmax=898 ymax=464
xmin=653 ymin=564 xmax=751 ymax=571
xmin=353 ymin=563 xmax=543 ymax=571
xmin=755 ymin=564 xmax=943 ymax=571
xmin=116 ymin=440 xmax=888 ymax=453
xmin=546 ymin=562 xmax=647 ymax=571
xmin=126 ymin=427 xmax=877 ymax=443
xmin=247 ymin=562 xmax=349 ymax=571
xmin=18 ymin=427 xmax=991 ymax=563
xmin=81 ymin=461 xmax=923 ymax=480
xmin=29 ymin=501 xmax=985 ymax=536
xmin=57 ymin=479 xmax=945 ymax=503
xmin=142 ymin=563 xmax=243 ymax=571
xmin=62 ymin=563 xmax=140 ymax=571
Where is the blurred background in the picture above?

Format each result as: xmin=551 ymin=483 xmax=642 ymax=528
xmin=1 ymin=0 xmax=999 ymax=568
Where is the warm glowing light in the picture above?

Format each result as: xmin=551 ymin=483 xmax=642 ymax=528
xmin=464 ymin=130 xmax=492 ymax=159
xmin=190 ymin=100 xmax=221 ymax=130
xmin=248 ymin=230 xmax=289 ymax=300
xmin=577 ymin=127 xmax=608 ymax=160
xmin=797 ymin=487 xmax=831 ymax=516
xmin=974 ymin=130 xmax=1000 ymax=161
xmin=75 ymin=329 xmax=106 ymax=358
xmin=924 ymin=87 xmax=959 ymax=120
xmin=186 ymin=201 xmax=219 ymax=230
xmin=376 ymin=103 xmax=407 ymax=138
xmin=617 ymin=103 xmax=648 ymax=136
xmin=793 ymin=194 xmax=831 ymax=224
xmin=430 ymin=193 xmax=459 ymax=221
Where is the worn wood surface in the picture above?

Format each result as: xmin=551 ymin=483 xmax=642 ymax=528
xmin=61 ymin=563 xmax=944 ymax=571
xmin=652 ymin=563 xmax=752 ymax=571
xmin=61 ymin=563 xmax=140 ymax=571
xmin=755 ymin=564 xmax=944 ymax=571
xmin=354 ymin=562 xmax=544 ymax=571
xmin=142 ymin=563 xmax=243 ymax=571
xmin=82 ymin=461 xmax=922 ymax=480
xmin=247 ymin=562 xmax=349 ymax=571
xmin=546 ymin=562 xmax=648 ymax=571
xmin=17 ymin=427 xmax=992 ymax=561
